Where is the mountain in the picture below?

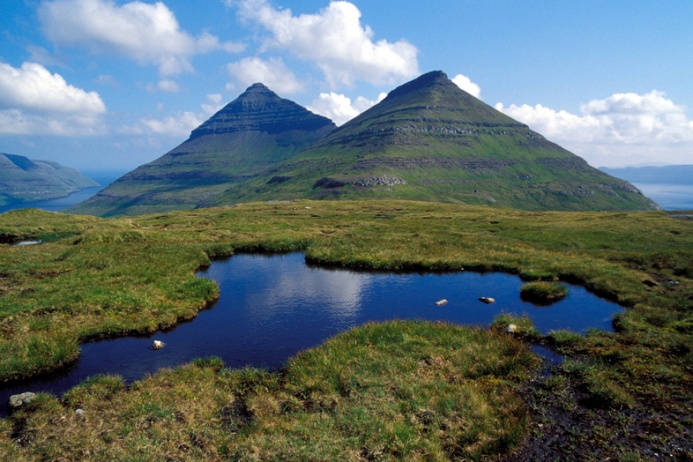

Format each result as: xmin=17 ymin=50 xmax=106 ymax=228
xmin=0 ymin=153 xmax=98 ymax=206
xmin=70 ymin=83 xmax=336 ymax=216
xmin=207 ymin=71 xmax=657 ymax=211
xmin=72 ymin=71 xmax=657 ymax=216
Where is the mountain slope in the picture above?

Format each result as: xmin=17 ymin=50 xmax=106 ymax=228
xmin=70 ymin=83 xmax=336 ymax=216
xmin=210 ymin=71 xmax=657 ymax=211
xmin=0 ymin=153 xmax=98 ymax=206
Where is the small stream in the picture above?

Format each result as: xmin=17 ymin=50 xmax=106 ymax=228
xmin=1 ymin=253 xmax=622 ymax=415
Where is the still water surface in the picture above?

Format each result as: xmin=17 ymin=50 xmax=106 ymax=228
xmin=1 ymin=253 xmax=623 ymax=415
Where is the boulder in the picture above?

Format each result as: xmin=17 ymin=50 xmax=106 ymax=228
xmin=9 ymin=392 xmax=37 ymax=409
xmin=152 ymin=339 xmax=165 ymax=350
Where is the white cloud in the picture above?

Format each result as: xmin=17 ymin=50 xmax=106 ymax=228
xmin=0 ymin=61 xmax=106 ymax=135
xmin=138 ymin=111 xmax=204 ymax=136
xmin=121 ymin=94 xmax=224 ymax=137
xmin=233 ymin=0 xmax=418 ymax=88
xmin=145 ymin=79 xmax=180 ymax=93
xmin=38 ymin=0 xmax=242 ymax=76
xmin=227 ymin=57 xmax=303 ymax=94
xmin=496 ymin=91 xmax=693 ymax=167
xmin=452 ymin=74 xmax=481 ymax=99
xmin=202 ymin=93 xmax=224 ymax=115
xmin=309 ymin=91 xmax=385 ymax=126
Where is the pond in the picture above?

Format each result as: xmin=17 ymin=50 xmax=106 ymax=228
xmin=1 ymin=253 xmax=623 ymax=415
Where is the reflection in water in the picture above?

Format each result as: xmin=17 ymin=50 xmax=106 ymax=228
xmin=1 ymin=253 xmax=624 ymax=415
xmin=240 ymin=256 xmax=369 ymax=323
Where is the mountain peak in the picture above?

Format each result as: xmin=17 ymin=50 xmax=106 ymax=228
xmin=247 ymin=82 xmax=270 ymax=91
xmin=188 ymin=83 xmax=335 ymax=140
xmin=385 ymin=70 xmax=452 ymax=100
xmin=239 ymin=82 xmax=275 ymax=99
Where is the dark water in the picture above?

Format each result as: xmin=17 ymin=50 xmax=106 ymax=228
xmin=0 ymin=253 xmax=623 ymax=415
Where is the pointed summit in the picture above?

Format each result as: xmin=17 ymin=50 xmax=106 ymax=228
xmin=384 ymin=70 xmax=451 ymax=99
xmin=70 ymin=84 xmax=336 ymax=216
xmin=189 ymin=83 xmax=334 ymax=140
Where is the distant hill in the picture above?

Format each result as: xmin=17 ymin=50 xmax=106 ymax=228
xmin=0 ymin=153 xmax=98 ymax=206
xmin=71 ymin=71 xmax=657 ymax=216
xmin=601 ymin=165 xmax=693 ymax=185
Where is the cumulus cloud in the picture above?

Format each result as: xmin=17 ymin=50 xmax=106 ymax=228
xmin=227 ymin=57 xmax=303 ymax=94
xmin=0 ymin=61 xmax=106 ymax=135
xmin=121 ymin=94 xmax=224 ymax=137
xmin=452 ymin=74 xmax=481 ymax=99
xmin=232 ymin=0 xmax=418 ymax=88
xmin=38 ymin=0 xmax=242 ymax=76
xmin=145 ymin=79 xmax=180 ymax=93
xmin=309 ymin=91 xmax=386 ymax=126
xmin=138 ymin=111 xmax=204 ymax=136
xmin=496 ymin=91 xmax=693 ymax=166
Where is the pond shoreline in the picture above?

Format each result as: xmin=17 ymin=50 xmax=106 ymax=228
xmin=1 ymin=252 xmax=623 ymax=417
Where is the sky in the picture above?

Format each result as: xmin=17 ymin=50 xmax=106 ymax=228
xmin=1 ymin=0 xmax=692 ymax=173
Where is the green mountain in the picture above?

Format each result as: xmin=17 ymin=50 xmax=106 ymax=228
xmin=72 ymin=71 xmax=657 ymax=216
xmin=0 ymin=153 xmax=98 ymax=206
xmin=209 ymin=71 xmax=657 ymax=211
xmin=70 ymin=83 xmax=336 ymax=216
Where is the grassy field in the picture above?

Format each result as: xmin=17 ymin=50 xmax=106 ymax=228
xmin=0 ymin=201 xmax=691 ymax=460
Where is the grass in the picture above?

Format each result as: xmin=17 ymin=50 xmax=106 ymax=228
xmin=1 ymin=321 xmax=538 ymax=461
xmin=0 ymin=200 xmax=691 ymax=459
xmin=519 ymin=281 xmax=568 ymax=304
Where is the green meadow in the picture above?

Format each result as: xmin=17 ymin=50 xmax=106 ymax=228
xmin=0 ymin=201 xmax=691 ymax=460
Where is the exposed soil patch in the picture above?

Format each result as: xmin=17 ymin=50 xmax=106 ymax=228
xmin=501 ymin=371 xmax=693 ymax=461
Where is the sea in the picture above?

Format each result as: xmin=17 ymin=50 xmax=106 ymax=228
xmin=631 ymin=183 xmax=693 ymax=211
xmin=0 ymin=171 xmax=126 ymax=215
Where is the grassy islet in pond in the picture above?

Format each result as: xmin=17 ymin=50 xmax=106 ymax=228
xmin=520 ymin=281 xmax=569 ymax=304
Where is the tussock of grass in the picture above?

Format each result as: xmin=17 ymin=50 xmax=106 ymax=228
xmin=3 ymin=321 xmax=538 ymax=461
xmin=520 ymin=281 xmax=568 ymax=304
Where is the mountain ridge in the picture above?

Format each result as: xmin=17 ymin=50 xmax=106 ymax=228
xmin=0 ymin=153 xmax=98 ymax=206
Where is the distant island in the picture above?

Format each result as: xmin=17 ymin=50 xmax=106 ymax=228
xmin=0 ymin=153 xmax=98 ymax=206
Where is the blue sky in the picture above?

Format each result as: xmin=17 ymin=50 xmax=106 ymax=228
xmin=1 ymin=0 xmax=692 ymax=173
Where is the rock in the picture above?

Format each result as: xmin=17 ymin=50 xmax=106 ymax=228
xmin=435 ymin=299 xmax=448 ymax=306
xmin=479 ymin=297 xmax=495 ymax=304
xmin=9 ymin=392 xmax=37 ymax=409
xmin=152 ymin=340 xmax=165 ymax=350
xmin=506 ymin=324 xmax=518 ymax=333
